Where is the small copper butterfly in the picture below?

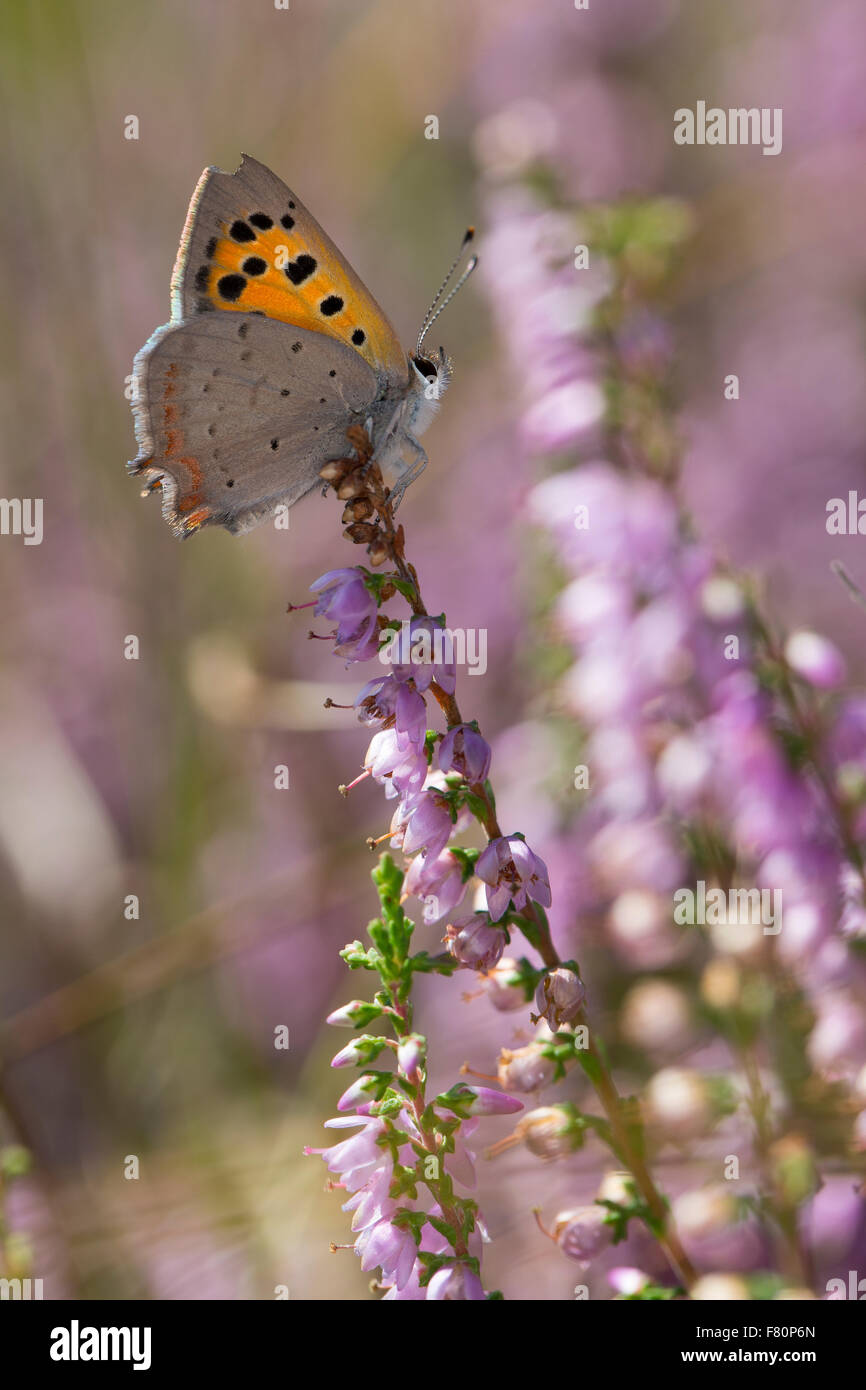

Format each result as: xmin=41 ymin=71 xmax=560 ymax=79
xmin=129 ymin=155 xmax=475 ymax=537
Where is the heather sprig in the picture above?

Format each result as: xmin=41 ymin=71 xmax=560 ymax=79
xmin=298 ymin=426 xmax=699 ymax=1294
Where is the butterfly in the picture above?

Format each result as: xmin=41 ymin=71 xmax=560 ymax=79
xmin=129 ymin=155 xmax=475 ymax=537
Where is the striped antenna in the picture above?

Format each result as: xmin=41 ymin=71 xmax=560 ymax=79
xmin=416 ymin=227 xmax=476 ymax=355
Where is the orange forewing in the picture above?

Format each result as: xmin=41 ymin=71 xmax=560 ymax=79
xmin=171 ymin=156 xmax=408 ymax=381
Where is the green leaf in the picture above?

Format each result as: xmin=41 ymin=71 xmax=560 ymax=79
xmin=619 ymin=1283 xmax=681 ymax=1301
xmin=447 ymin=846 xmax=481 ymax=881
xmin=575 ymin=1047 xmax=604 ymax=1088
xmin=392 ymin=575 xmax=420 ymax=604
xmin=340 ymin=941 xmax=383 ymax=972
xmin=408 ymin=950 xmax=461 ymax=976
xmin=426 ymin=1214 xmax=459 ymax=1246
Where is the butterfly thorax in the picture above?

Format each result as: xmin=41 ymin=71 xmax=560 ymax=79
xmin=371 ymin=350 xmax=450 ymax=499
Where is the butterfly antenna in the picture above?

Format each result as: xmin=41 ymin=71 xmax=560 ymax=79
xmin=416 ymin=228 xmax=475 ymax=354
xmin=416 ymin=254 xmax=478 ymax=352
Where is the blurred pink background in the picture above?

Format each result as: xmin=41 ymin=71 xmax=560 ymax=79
xmin=1 ymin=0 xmax=865 ymax=1298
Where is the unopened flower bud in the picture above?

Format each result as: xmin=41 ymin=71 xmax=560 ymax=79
xmin=337 ymin=1074 xmax=380 ymax=1112
xmin=497 ymin=1042 xmax=556 ymax=1093
xmin=552 ymin=1205 xmax=613 ymax=1268
xmin=439 ymin=1083 xmax=523 ymax=1117
xmin=326 ymin=1001 xmax=379 ymax=1028
xmin=331 ymin=1037 xmax=374 ymax=1068
xmin=515 ymin=1105 xmax=582 ymax=1160
xmin=533 ymin=967 xmax=585 ymax=1029
xmin=446 ymin=914 xmax=506 ymax=971
xmin=397 ymin=1034 xmax=425 ymax=1077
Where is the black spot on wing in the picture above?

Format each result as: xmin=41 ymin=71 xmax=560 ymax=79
xmin=286 ymin=254 xmax=317 ymax=285
xmin=249 ymin=212 xmax=273 ymax=230
xmin=352 ymin=329 xmax=366 ymax=346
xmin=218 ymin=274 xmax=246 ymax=302
xmin=230 ymin=220 xmax=256 ymax=243
xmin=320 ymin=295 xmax=344 ymax=317
xmin=243 ymin=256 xmax=267 ymax=276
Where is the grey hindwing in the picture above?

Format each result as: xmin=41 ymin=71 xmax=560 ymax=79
xmin=130 ymin=313 xmax=395 ymax=536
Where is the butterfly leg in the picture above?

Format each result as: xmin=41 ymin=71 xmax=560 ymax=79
xmin=388 ymin=439 xmax=428 ymax=511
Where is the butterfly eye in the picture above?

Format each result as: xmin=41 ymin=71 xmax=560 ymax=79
xmin=412 ymin=355 xmax=437 ymax=380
